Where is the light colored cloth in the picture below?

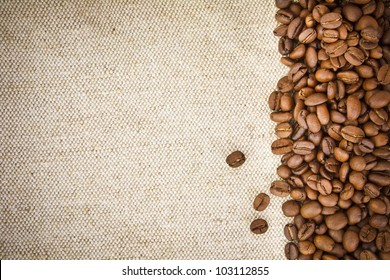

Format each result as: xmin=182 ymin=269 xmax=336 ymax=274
xmin=0 ymin=0 xmax=290 ymax=259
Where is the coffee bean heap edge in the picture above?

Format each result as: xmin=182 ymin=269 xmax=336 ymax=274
xmin=271 ymin=0 xmax=390 ymax=260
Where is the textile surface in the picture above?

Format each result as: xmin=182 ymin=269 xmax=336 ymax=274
xmin=0 ymin=0 xmax=290 ymax=259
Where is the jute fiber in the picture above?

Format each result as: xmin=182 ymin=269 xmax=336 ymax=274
xmin=0 ymin=0 xmax=290 ymax=259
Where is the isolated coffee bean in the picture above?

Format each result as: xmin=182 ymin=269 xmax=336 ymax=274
xmin=226 ymin=151 xmax=246 ymax=168
xmin=253 ymin=193 xmax=271 ymax=212
xmin=250 ymin=219 xmax=269 ymax=234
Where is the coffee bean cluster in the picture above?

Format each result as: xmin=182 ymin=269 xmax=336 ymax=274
xmin=271 ymin=0 xmax=390 ymax=260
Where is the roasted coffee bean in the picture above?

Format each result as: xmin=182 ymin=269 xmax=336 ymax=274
xmin=250 ymin=219 xmax=269 ymax=234
xmin=284 ymin=223 xmax=298 ymax=242
xmin=253 ymin=193 xmax=271 ymax=211
xmin=282 ymin=200 xmax=301 ymax=217
xmin=271 ymin=138 xmax=293 ymax=155
xmin=343 ymin=230 xmax=360 ymax=252
xmin=325 ymin=212 xmax=349 ymax=230
xmin=360 ymin=249 xmax=378 ymax=260
xmin=301 ymin=201 xmax=322 ymax=219
xmin=320 ymin=12 xmax=343 ymax=29
xmin=326 ymin=40 xmax=348 ymax=57
xmin=378 ymin=64 xmax=390 ymax=85
xmin=287 ymin=17 xmax=304 ymax=39
xmin=226 ymin=151 xmax=245 ymax=168
xmin=298 ymin=221 xmax=316 ymax=241
xmin=359 ymin=224 xmax=377 ymax=242
xmin=341 ymin=126 xmax=365 ymax=143
xmin=270 ymin=180 xmax=290 ymax=197
xmin=314 ymin=235 xmax=336 ymax=252
xmin=376 ymin=231 xmax=390 ymax=252
xmin=298 ymin=240 xmax=316 ymax=255
xmin=293 ymin=140 xmax=315 ymax=155
xmin=285 ymin=242 xmax=299 ymax=260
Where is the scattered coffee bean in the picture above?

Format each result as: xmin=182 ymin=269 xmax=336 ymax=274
xmin=253 ymin=193 xmax=270 ymax=211
xmin=250 ymin=219 xmax=269 ymax=235
xmin=226 ymin=151 xmax=246 ymax=168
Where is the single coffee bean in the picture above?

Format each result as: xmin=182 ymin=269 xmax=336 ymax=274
xmin=376 ymin=231 xmax=390 ymax=252
xmin=315 ymin=68 xmax=335 ymax=83
xmin=300 ymin=201 xmax=322 ymax=219
xmin=341 ymin=125 xmax=365 ymax=143
xmin=277 ymin=76 xmax=295 ymax=93
xmin=377 ymin=64 xmax=390 ymax=84
xmin=326 ymin=40 xmax=348 ymax=57
xmin=360 ymin=249 xmax=378 ymax=260
xmin=275 ymin=0 xmax=292 ymax=9
xmin=317 ymin=178 xmax=333 ymax=195
xmin=367 ymin=90 xmax=390 ymax=108
xmin=368 ymin=198 xmax=387 ymax=214
xmin=346 ymin=205 xmax=364 ymax=225
xmin=320 ymin=12 xmax=343 ymax=29
xmin=337 ymin=71 xmax=360 ymax=84
xmin=287 ymin=17 xmax=304 ymax=39
xmin=298 ymin=28 xmax=317 ymax=44
xmin=298 ymin=221 xmax=316 ymax=241
xmin=279 ymin=36 xmax=294 ymax=55
xmin=346 ymin=95 xmax=362 ymax=121
xmin=253 ymin=193 xmax=271 ymax=212
xmin=271 ymin=138 xmax=293 ymax=155
xmin=359 ymin=224 xmax=377 ymax=242
xmin=304 ymin=93 xmax=328 ymax=106
xmin=282 ymin=200 xmax=301 ymax=217
xmin=293 ymin=140 xmax=315 ymax=155
xmin=343 ymin=230 xmax=360 ymax=253
xmin=344 ymin=47 xmax=365 ymax=66
xmin=350 ymin=156 xmax=366 ymax=171
xmin=314 ymin=234 xmax=336 ymax=252
xmin=323 ymin=29 xmax=339 ymax=44
xmin=250 ymin=219 xmax=268 ymax=234
xmin=277 ymin=164 xmax=292 ymax=179
xmin=275 ymin=9 xmax=294 ymax=25
xmin=270 ymin=180 xmax=290 ymax=197
xmin=305 ymin=46 xmax=318 ymax=68
xmin=298 ymin=240 xmax=316 ymax=255
xmin=369 ymin=214 xmax=389 ymax=228
xmin=342 ymin=4 xmax=363 ymax=22
xmin=325 ymin=212 xmax=349 ymax=230
xmin=318 ymin=193 xmax=339 ymax=207
xmin=226 ymin=151 xmax=245 ymax=168
xmin=275 ymin=122 xmax=293 ymax=138
xmin=284 ymin=223 xmax=298 ymax=242
xmin=285 ymin=242 xmax=299 ymax=260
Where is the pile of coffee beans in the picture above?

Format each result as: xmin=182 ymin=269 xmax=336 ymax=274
xmin=270 ymin=0 xmax=390 ymax=260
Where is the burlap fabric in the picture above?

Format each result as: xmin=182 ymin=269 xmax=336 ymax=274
xmin=0 ymin=0 xmax=290 ymax=259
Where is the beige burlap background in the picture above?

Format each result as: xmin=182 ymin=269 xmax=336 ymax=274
xmin=0 ymin=0 xmax=291 ymax=259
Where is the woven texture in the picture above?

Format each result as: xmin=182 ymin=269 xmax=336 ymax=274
xmin=0 ymin=0 xmax=290 ymax=259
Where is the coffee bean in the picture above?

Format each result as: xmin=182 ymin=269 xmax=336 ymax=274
xmin=226 ymin=151 xmax=246 ymax=168
xmin=298 ymin=240 xmax=316 ymax=255
xmin=376 ymin=231 xmax=390 ymax=252
xmin=271 ymin=138 xmax=293 ymax=155
xmin=321 ymin=12 xmax=343 ymax=29
xmin=359 ymin=224 xmax=377 ymax=242
xmin=250 ymin=219 xmax=268 ymax=234
xmin=298 ymin=221 xmax=316 ymax=241
xmin=300 ymin=201 xmax=322 ymax=219
xmin=360 ymin=249 xmax=378 ymax=260
xmin=253 ymin=193 xmax=270 ymax=211
xmin=285 ymin=243 xmax=299 ymax=260
xmin=343 ymin=230 xmax=360 ymax=252
xmin=325 ymin=212 xmax=349 ymax=230
xmin=292 ymin=140 xmax=315 ymax=155
xmin=314 ymin=234 xmax=336 ymax=252
xmin=341 ymin=125 xmax=365 ymax=143
xmin=282 ymin=200 xmax=301 ymax=217
xmin=270 ymin=180 xmax=290 ymax=197
xmin=284 ymin=223 xmax=298 ymax=242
